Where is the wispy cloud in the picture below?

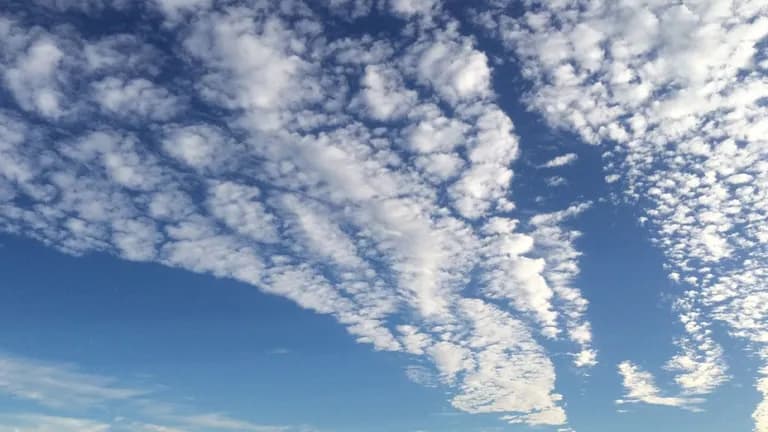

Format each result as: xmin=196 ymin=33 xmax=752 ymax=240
xmin=0 ymin=414 xmax=111 ymax=432
xmin=405 ymin=365 xmax=439 ymax=388
xmin=540 ymin=153 xmax=578 ymax=169
xmin=0 ymin=354 xmax=147 ymax=408
xmin=616 ymin=361 xmax=703 ymax=410
xmin=477 ymin=0 xmax=768 ymax=427
xmin=170 ymin=414 xmax=301 ymax=432
xmin=0 ymin=353 xmax=309 ymax=432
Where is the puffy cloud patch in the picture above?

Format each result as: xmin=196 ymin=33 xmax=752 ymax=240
xmin=3 ymin=36 xmax=65 ymax=118
xmin=355 ymin=64 xmax=417 ymax=121
xmin=0 ymin=2 xmax=598 ymax=428
xmin=477 ymin=0 xmax=768 ymax=424
xmin=91 ymin=77 xmax=181 ymax=121
xmin=389 ymin=0 xmax=440 ymax=18
xmin=403 ymin=25 xmax=492 ymax=104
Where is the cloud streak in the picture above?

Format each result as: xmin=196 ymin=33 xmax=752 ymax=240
xmin=541 ymin=153 xmax=578 ymax=169
xmin=0 ymin=354 xmax=146 ymax=409
xmin=0 ymin=352 xmax=311 ymax=432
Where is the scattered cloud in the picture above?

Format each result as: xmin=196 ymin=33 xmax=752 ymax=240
xmin=0 ymin=353 xmax=147 ymax=409
xmin=355 ymin=64 xmax=416 ymax=121
xmin=3 ymin=35 xmax=65 ymax=118
xmin=0 ymin=1 xmax=599 ymax=428
xmin=91 ymin=77 xmax=181 ymax=121
xmin=0 ymin=414 xmax=111 ymax=432
xmin=1 ymin=0 xmax=764 ymax=429
xmin=405 ymin=365 xmax=439 ymax=388
xmin=545 ymin=176 xmax=567 ymax=187
xmin=541 ymin=153 xmax=578 ymax=169
xmin=0 ymin=353 xmax=312 ymax=432
xmin=617 ymin=361 xmax=703 ymax=410
xmin=170 ymin=414 xmax=294 ymax=432
xmin=476 ymin=0 xmax=768 ymax=426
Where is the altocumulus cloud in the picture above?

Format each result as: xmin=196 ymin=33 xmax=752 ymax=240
xmin=5 ymin=0 xmax=768 ymax=430
xmin=474 ymin=0 xmax=768 ymax=428
xmin=0 ymin=0 xmax=596 ymax=429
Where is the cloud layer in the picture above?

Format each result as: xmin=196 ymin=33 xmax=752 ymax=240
xmin=474 ymin=0 xmax=768 ymax=428
xmin=0 ymin=0 xmax=596 ymax=428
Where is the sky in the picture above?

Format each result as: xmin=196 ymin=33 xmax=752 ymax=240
xmin=0 ymin=0 xmax=766 ymax=431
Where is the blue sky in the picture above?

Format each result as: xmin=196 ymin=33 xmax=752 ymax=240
xmin=0 ymin=1 xmax=767 ymax=431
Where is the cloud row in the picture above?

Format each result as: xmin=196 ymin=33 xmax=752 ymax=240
xmin=474 ymin=0 xmax=768 ymax=427
xmin=0 ymin=0 xmax=595 ymax=427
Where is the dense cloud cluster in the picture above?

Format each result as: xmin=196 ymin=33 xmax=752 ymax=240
xmin=0 ymin=0 xmax=596 ymax=428
xmin=474 ymin=0 xmax=768 ymax=428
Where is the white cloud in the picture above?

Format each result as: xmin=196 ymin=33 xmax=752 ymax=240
xmin=481 ymin=0 xmax=768 ymax=424
xmin=183 ymin=10 xmax=322 ymax=132
xmin=541 ymin=153 xmax=578 ymax=168
xmin=3 ymin=37 xmax=64 ymax=118
xmin=279 ymin=194 xmax=363 ymax=269
xmin=0 ymin=414 xmax=110 ymax=432
xmin=153 ymin=0 xmax=211 ymax=20
xmin=0 ymin=3 xmax=599 ymax=427
xmin=503 ymin=407 xmax=567 ymax=427
xmin=617 ymin=361 xmax=702 ymax=409
xmin=0 ymin=354 xmax=146 ymax=408
xmin=83 ymin=34 xmax=162 ymax=75
xmin=24 ymin=0 xmax=130 ymax=14
xmin=0 ymin=113 xmax=36 ymax=185
xmin=171 ymin=414 xmax=291 ymax=432
xmin=405 ymin=365 xmax=438 ymax=388
xmin=0 ymin=413 xmax=300 ymax=432
xmin=404 ymin=105 xmax=467 ymax=154
xmin=356 ymin=64 xmax=417 ymax=121
xmin=449 ymin=299 xmax=565 ymax=421
xmin=755 ymin=362 xmax=768 ymax=432
xmin=429 ymin=341 xmax=473 ymax=382
xmin=414 ymin=153 xmax=465 ymax=180
xmin=529 ymin=202 xmax=596 ymax=366
xmin=323 ymin=0 xmax=374 ymax=19
xmin=161 ymin=124 xmax=234 ymax=171
xmin=545 ymin=176 xmax=567 ymax=187
xmin=63 ymin=130 xmax=168 ymax=191
xmin=449 ymin=105 xmax=518 ymax=218
xmin=397 ymin=325 xmax=431 ymax=355
xmin=91 ymin=77 xmax=181 ymax=121
xmin=389 ymin=0 xmax=439 ymax=17
xmin=480 ymin=248 xmax=558 ymax=337
xmin=206 ymin=181 xmax=279 ymax=244
xmin=0 ymin=353 xmax=312 ymax=432
xmin=112 ymin=217 xmax=161 ymax=261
